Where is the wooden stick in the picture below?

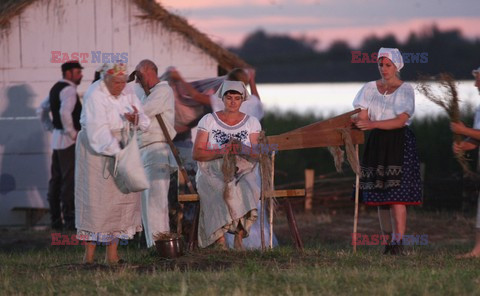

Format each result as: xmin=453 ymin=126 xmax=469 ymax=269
xmin=260 ymin=186 xmax=266 ymax=251
xmin=284 ymin=200 xmax=304 ymax=252
xmin=176 ymin=173 xmax=183 ymax=236
xmin=269 ymin=152 xmax=276 ymax=249
xmin=155 ymin=114 xmax=199 ymax=251
xmin=353 ymin=144 xmax=360 ymax=254
xmin=156 ymin=114 xmax=196 ymax=196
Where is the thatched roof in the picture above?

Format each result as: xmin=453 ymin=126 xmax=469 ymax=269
xmin=0 ymin=0 xmax=249 ymax=71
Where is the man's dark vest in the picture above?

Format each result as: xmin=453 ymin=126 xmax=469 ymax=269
xmin=49 ymin=81 xmax=82 ymax=131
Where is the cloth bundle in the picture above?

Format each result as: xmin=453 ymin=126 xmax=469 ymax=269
xmin=113 ymin=123 xmax=149 ymax=193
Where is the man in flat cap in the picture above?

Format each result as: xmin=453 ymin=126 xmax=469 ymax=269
xmin=40 ymin=60 xmax=83 ymax=230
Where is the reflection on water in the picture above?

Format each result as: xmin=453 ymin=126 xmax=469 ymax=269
xmin=259 ymin=81 xmax=479 ymax=118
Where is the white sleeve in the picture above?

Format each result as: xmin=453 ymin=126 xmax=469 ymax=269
xmin=37 ymin=96 xmax=53 ymax=131
xmin=249 ymin=116 xmax=262 ymax=134
xmin=59 ymin=86 xmax=78 ymax=139
xmin=143 ymin=84 xmax=176 ymax=138
xmin=240 ymin=94 xmax=264 ymax=120
xmin=394 ymin=84 xmax=415 ymax=117
xmin=84 ymin=93 xmax=121 ymax=156
xmin=352 ymin=83 xmax=370 ymax=110
xmin=197 ymin=114 xmax=210 ymax=132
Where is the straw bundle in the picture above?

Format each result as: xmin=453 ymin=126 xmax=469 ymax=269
xmin=221 ymin=144 xmax=237 ymax=202
xmin=327 ymin=128 xmax=360 ymax=175
xmin=417 ymin=73 xmax=475 ymax=177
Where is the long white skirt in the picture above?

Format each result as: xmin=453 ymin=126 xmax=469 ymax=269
xmin=196 ymin=158 xmax=260 ymax=248
xmin=225 ymin=200 xmax=279 ymax=249
xmin=75 ymin=130 xmax=142 ymax=242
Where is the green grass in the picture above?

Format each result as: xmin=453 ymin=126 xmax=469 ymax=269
xmin=1 ymin=211 xmax=480 ymax=295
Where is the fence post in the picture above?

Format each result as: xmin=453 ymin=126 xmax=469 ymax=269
xmin=305 ymin=169 xmax=314 ymax=212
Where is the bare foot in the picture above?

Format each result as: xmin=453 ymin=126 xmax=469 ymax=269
xmin=83 ymin=242 xmax=96 ymax=264
xmin=215 ymin=235 xmax=228 ymax=250
xmin=82 ymin=256 xmax=95 ymax=265
xmin=456 ymin=251 xmax=480 ymax=259
xmin=105 ymin=256 xmax=121 ymax=264
xmin=105 ymin=239 xmax=121 ymax=264
xmin=234 ymin=230 xmax=245 ymax=251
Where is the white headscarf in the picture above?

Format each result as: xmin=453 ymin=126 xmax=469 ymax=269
xmin=215 ymin=80 xmax=249 ymax=100
xmin=378 ymin=47 xmax=404 ymax=72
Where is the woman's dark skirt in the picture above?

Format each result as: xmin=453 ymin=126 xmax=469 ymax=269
xmin=356 ymin=127 xmax=422 ymax=206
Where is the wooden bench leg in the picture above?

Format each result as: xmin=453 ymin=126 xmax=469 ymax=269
xmin=283 ymin=200 xmax=304 ymax=252
xmin=187 ymin=202 xmax=200 ymax=251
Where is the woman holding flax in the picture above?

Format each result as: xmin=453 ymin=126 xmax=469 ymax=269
xmin=352 ymin=48 xmax=422 ymax=255
xmin=193 ymin=80 xmax=261 ymax=250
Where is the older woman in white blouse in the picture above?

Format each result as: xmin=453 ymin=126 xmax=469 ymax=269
xmin=75 ymin=63 xmax=150 ymax=264
xmin=353 ymin=48 xmax=422 ymax=255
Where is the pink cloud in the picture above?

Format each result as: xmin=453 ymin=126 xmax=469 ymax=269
xmin=299 ymin=17 xmax=480 ymax=49
xmin=159 ymin=0 xmax=288 ymax=9
xmin=191 ymin=15 xmax=351 ymax=29
xmin=186 ymin=15 xmax=480 ymax=49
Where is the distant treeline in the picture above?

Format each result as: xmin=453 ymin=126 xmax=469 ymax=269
xmin=229 ymin=26 xmax=480 ymax=83
xmin=263 ymin=109 xmax=479 ymax=210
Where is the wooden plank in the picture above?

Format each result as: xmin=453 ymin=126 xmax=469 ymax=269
xmin=267 ymin=129 xmax=364 ymax=151
xmin=265 ymin=189 xmax=305 ymax=198
xmin=178 ymin=194 xmax=199 ymax=202
xmin=178 ymin=189 xmax=305 ymax=202
xmin=281 ymin=109 xmax=361 ymax=135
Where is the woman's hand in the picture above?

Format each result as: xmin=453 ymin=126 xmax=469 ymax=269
xmin=124 ymin=105 xmax=139 ymax=125
xmin=453 ymin=141 xmax=476 ymax=153
xmin=355 ymin=119 xmax=376 ymax=131
xmin=451 ymin=121 xmax=466 ymax=135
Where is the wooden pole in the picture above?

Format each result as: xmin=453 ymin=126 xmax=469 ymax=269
xmin=284 ymin=200 xmax=304 ymax=252
xmin=176 ymin=172 xmax=183 ymax=236
xmin=156 ymin=114 xmax=196 ymax=196
xmin=304 ymin=169 xmax=314 ymax=212
xmin=155 ymin=114 xmax=198 ymax=250
xmin=260 ymin=177 xmax=266 ymax=251
xmin=269 ymin=152 xmax=275 ymax=249
xmin=353 ymin=144 xmax=360 ymax=254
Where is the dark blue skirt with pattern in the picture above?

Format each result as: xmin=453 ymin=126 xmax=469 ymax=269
xmin=356 ymin=127 xmax=422 ymax=206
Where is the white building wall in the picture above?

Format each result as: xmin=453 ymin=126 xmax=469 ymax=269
xmin=0 ymin=0 xmax=218 ymax=226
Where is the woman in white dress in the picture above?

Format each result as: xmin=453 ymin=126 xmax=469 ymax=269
xmin=75 ymin=63 xmax=150 ymax=264
xmin=193 ymin=80 xmax=262 ymax=250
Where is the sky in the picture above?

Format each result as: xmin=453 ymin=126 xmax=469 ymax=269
xmin=159 ymin=0 xmax=480 ymax=50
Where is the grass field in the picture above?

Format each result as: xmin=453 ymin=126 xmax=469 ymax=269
xmin=1 ymin=209 xmax=480 ymax=295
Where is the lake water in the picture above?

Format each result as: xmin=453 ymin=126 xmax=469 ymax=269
xmin=258 ymin=81 xmax=479 ymax=118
